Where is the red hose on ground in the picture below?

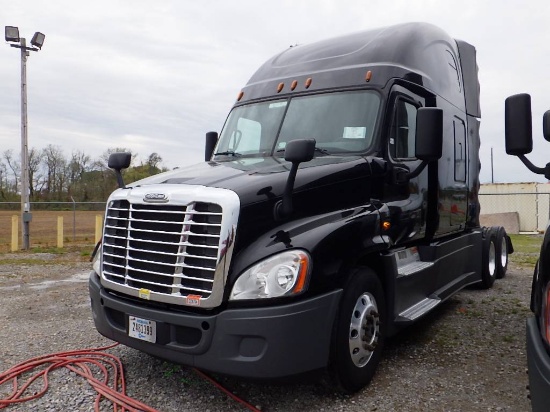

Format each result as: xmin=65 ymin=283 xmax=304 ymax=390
xmin=0 ymin=343 xmax=261 ymax=411
xmin=0 ymin=342 xmax=157 ymax=412
xmin=193 ymin=368 xmax=261 ymax=412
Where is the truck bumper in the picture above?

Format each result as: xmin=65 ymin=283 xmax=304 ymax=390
xmin=89 ymin=271 xmax=342 ymax=378
xmin=526 ymin=316 xmax=550 ymax=412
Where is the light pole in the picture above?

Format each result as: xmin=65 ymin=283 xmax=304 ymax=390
xmin=5 ymin=26 xmax=45 ymax=250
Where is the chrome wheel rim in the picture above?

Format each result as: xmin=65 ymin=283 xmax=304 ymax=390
xmin=500 ymin=237 xmax=508 ymax=268
xmin=488 ymin=241 xmax=496 ymax=277
xmin=349 ymin=292 xmax=380 ymax=368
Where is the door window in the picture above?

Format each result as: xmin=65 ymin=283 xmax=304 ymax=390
xmin=390 ymin=100 xmax=417 ymax=160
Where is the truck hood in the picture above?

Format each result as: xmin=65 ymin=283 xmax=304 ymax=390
xmin=128 ymin=156 xmax=372 ymax=207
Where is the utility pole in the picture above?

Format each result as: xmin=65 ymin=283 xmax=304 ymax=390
xmin=20 ymin=37 xmax=30 ymax=249
xmin=491 ymin=147 xmax=494 ymax=184
xmin=5 ymin=26 xmax=45 ymax=250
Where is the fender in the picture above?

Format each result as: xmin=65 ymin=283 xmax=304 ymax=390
xmin=227 ymin=203 xmax=391 ymax=296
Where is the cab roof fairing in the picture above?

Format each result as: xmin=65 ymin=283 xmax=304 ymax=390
xmin=236 ymin=22 xmax=476 ymax=115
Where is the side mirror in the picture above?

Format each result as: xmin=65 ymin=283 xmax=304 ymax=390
xmin=504 ymin=93 xmax=550 ymax=180
xmin=543 ymin=111 xmax=550 ymax=142
xmin=108 ymin=152 xmax=131 ymax=170
xmin=415 ymin=107 xmax=443 ymax=161
xmin=276 ymin=139 xmax=316 ymax=219
xmin=108 ymin=152 xmax=131 ymax=189
xmin=504 ymin=93 xmax=533 ymax=155
xmin=205 ymin=131 xmax=218 ymax=161
xmin=284 ymin=139 xmax=315 ymax=163
xmin=402 ymin=108 xmax=442 ymax=181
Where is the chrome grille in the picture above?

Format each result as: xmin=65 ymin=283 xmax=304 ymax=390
xmin=102 ymin=200 xmax=223 ymax=299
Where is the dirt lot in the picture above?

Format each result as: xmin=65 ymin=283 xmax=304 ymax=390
xmin=0 ymin=252 xmax=533 ymax=411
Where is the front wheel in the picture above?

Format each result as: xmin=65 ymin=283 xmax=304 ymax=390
xmin=329 ymin=268 xmax=386 ymax=393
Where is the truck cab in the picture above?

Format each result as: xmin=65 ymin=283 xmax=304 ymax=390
xmin=89 ymin=22 xmax=509 ymax=392
xmin=504 ymin=93 xmax=550 ymax=411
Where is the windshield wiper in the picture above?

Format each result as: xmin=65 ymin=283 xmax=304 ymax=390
xmin=213 ymin=150 xmax=242 ymax=157
xmin=276 ymin=147 xmax=331 ymax=155
xmin=314 ymin=147 xmax=331 ymax=155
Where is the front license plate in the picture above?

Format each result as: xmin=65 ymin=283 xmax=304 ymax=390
xmin=129 ymin=316 xmax=156 ymax=343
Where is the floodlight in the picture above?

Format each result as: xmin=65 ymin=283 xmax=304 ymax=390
xmin=5 ymin=26 xmax=19 ymax=42
xmin=30 ymin=32 xmax=45 ymax=49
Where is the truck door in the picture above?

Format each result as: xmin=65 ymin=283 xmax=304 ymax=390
xmin=386 ymin=86 xmax=428 ymax=243
xmin=449 ymin=116 xmax=468 ymax=228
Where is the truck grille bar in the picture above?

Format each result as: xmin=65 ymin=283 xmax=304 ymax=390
xmin=102 ymin=200 xmax=223 ymax=300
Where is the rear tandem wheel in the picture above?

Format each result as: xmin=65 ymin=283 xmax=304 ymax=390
xmin=495 ymin=226 xmax=509 ymax=279
xmin=480 ymin=228 xmax=497 ymax=289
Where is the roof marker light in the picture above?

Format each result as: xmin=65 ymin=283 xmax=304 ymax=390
xmin=291 ymin=80 xmax=298 ymax=91
xmin=237 ymin=91 xmax=244 ymax=101
xmin=305 ymin=78 xmax=312 ymax=88
xmin=366 ymin=71 xmax=372 ymax=82
xmin=277 ymin=83 xmax=284 ymax=93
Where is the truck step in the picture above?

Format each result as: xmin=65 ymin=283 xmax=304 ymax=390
xmin=398 ymin=297 xmax=441 ymax=321
xmin=397 ymin=260 xmax=434 ymax=277
xmin=393 ymin=246 xmax=434 ymax=277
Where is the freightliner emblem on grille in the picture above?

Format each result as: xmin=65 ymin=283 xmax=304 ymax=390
xmin=143 ymin=193 xmax=168 ymax=203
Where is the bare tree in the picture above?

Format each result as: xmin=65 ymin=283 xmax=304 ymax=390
xmin=42 ymin=145 xmax=67 ymax=200
xmin=28 ymin=147 xmax=43 ymax=200
xmin=146 ymin=152 xmax=162 ymax=169
xmin=68 ymin=150 xmax=91 ymax=182
xmin=0 ymin=146 xmax=166 ymax=202
xmin=0 ymin=160 xmax=8 ymax=200
xmin=3 ymin=149 xmax=20 ymax=194
xmin=67 ymin=150 xmax=92 ymax=199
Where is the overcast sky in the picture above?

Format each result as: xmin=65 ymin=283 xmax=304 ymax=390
xmin=1 ymin=0 xmax=549 ymax=184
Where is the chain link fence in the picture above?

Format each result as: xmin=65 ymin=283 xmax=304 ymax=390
xmin=0 ymin=202 xmax=106 ymax=252
xmin=480 ymin=183 xmax=550 ymax=232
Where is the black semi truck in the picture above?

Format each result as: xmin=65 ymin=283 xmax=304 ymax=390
xmin=90 ymin=22 xmax=510 ymax=392
xmin=504 ymin=94 xmax=550 ymax=412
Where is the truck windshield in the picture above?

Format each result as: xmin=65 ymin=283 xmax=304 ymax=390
xmin=214 ymin=90 xmax=380 ymax=158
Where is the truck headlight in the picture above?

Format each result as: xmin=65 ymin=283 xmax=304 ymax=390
xmin=230 ymin=250 xmax=311 ymax=300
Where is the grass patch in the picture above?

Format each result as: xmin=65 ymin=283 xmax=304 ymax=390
xmin=0 ymin=258 xmax=64 ymax=265
xmin=30 ymin=246 xmax=66 ymax=254
xmin=509 ymin=234 xmax=543 ymax=267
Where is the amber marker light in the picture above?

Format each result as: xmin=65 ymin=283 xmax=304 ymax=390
xmin=237 ymin=91 xmax=244 ymax=101
xmin=293 ymin=255 xmax=310 ymax=293
xmin=365 ymin=70 xmax=372 ymax=82
xmin=291 ymin=80 xmax=298 ymax=90
xmin=382 ymin=221 xmax=391 ymax=231
xmin=277 ymin=83 xmax=284 ymax=93
xmin=305 ymin=77 xmax=312 ymax=88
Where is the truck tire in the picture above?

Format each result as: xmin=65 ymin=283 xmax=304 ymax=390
xmin=480 ymin=228 xmax=497 ymax=289
xmin=495 ymin=227 xmax=509 ymax=279
xmin=495 ymin=226 xmax=509 ymax=279
xmin=329 ymin=268 xmax=386 ymax=393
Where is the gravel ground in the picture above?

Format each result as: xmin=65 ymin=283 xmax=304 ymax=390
xmin=0 ymin=252 xmax=532 ymax=411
